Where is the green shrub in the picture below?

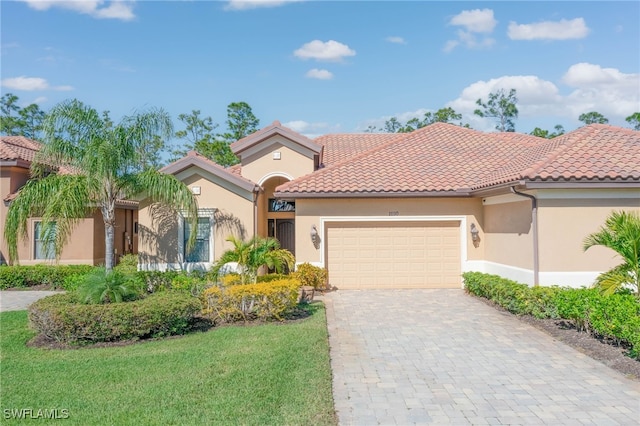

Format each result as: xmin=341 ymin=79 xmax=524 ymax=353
xmin=463 ymin=272 xmax=640 ymax=359
xmin=293 ymin=263 xmax=328 ymax=290
xmin=76 ymin=268 xmax=144 ymax=304
xmin=0 ymin=264 xmax=95 ymax=289
xmin=553 ymin=288 xmax=600 ymax=332
xmin=28 ymin=291 xmax=202 ymax=345
xmin=202 ymin=279 xmax=301 ymax=323
xmin=115 ymin=254 xmax=139 ymax=275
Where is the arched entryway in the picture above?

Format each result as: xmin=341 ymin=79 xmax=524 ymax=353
xmin=258 ymin=176 xmax=295 ymax=256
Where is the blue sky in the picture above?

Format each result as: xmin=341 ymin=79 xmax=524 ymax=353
xmin=2 ymin=0 xmax=639 ymax=138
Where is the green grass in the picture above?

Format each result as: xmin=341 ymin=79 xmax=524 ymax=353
xmin=0 ymin=304 xmax=336 ymax=425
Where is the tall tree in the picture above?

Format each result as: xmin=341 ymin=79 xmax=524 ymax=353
xmin=223 ymin=101 xmax=259 ymax=142
xmin=18 ymin=103 xmax=46 ymax=139
xmin=474 ymin=88 xmax=519 ymax=132
xmin=625 ymin=112 xmax=640 ymax=130
xmin=4 ymin=99 xmax=199 ymax=272
xmin=578 ymin=111 xmax=609 ymax=125
xmin=382 ymin=107 xmax=468 ymax=133
xmin=1 ymin=93 xmax=46 ymax=138
xmin=529 ymin=124 xmax=565 ymax=139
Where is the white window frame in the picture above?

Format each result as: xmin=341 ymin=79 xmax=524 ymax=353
xmin=178 ymin=208 xmax=216 ymax=271
xmin=34 ymin=220 xmax=56 ymax=260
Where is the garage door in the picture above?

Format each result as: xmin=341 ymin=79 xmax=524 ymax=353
xmin=326 ymin=221 xmax=461 ymax=289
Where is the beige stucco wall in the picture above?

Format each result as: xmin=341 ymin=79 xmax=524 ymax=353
xmin=1 ymin=166 xmax=30 ymax=264
xmin=294 ymin=197 xmax=484 ymax=265
xmin=538 ymin=196 xmax=640 ymax=272
xmin=138 ymin=171 xmax=253 ymax=269
xmin=240 ymin=138 xmax=314 ymax=184
xmin=482 ymin=199 xmax=533 ymax=270
xmin=14 ymin=211 xmax=102 ymax=265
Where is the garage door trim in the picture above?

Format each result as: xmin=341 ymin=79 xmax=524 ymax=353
xmin=318 ymin=215 xmax=470 ymax=286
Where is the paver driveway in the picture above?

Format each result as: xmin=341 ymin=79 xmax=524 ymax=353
xmin=324 ymin=289 xmax=640 ymax=425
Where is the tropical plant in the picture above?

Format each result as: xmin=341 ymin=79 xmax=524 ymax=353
xmin=4 ymin=99 xmax=199 ymax=272
xmin=583 ymin=211 xmax=640 ymax=296
xmin=76 ymin=268 xmax=143 ymax=304
xmin=213 ymin=236 xmax=295 ymax=284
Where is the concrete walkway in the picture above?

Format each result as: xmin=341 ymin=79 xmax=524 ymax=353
xmin=0 ymin=291 xmax=63 ymax=312
xmin=324 ymin=289 xmax=640 ymax=425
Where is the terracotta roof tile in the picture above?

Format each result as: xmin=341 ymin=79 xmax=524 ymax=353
xmin=276 ymin=123 xmax=639 ymax=196
xmin=277 ymin=123 xmax=545 ymax=196
xmin=315 ymin=133 xmax=404 ymax=167
xmin=0 ymin=135 xmax=42 ymax=162
xmin=475 ymin=124 xmax=640 ymax=188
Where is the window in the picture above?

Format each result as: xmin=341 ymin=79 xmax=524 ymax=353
xmin=268 ymin=198 xmax=295 ymax=212
xmin=34 ymin=221 xmax=56 ymax=260
xmin=184 ymin=217 xmax=211 ymax=263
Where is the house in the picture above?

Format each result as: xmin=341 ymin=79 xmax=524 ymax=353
xmin=1 ymin=136 xmax=137 ymax=266
xmin=137 ymin=122 xmax=640 ymax=289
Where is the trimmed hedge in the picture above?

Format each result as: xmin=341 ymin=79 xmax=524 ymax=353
xmin=28 ymin=292 xmax=202 ymax=345
xmin=202 ymin=279 xmax=301 ymax=323
xmin=0 ymin=264 xmax=95 ymax=290
xmin=463 ymin=272 xmax=640 ymax=358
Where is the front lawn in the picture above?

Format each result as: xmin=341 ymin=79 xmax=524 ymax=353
xmin=0 ymin=304 xmax=336 ymax=425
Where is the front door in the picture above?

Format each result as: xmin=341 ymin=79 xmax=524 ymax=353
xmin=268 ymin=219 xmax=295 ymax=256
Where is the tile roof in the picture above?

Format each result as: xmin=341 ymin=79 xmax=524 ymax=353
xmin=276 ymin=123 xmax=544 ymax=196
xmin=476 ymin=124 xmax=640 ymax=188
xmin=161 ymin=151 xmax=257 ymax=192
xmin=316 ymin=133 xmax=404 ymax=167
xmin=0 ymin=135 xmax=42 ymax=163
xmin=276 ymin=123 xmax=640 ymax=197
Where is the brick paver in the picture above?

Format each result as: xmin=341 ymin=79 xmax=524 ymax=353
xmin=324 ymin=289 xmax=640 ymax=425
xmin=0 ymin=291 xmax=62 ymax=312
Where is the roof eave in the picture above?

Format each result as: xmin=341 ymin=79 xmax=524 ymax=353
xmin=161 ymin=156 xmax=257 ymax=193
xmin=232 ymin=126 xmax=322 ymax=156
xmin=274 ymin=190 xmax=470 ymax=199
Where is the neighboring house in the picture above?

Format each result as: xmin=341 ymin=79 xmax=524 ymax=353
xmin=0 ymin=136 xmax=137 ymax=266
xmin=138 ymin=122 xmax=640 ymax=289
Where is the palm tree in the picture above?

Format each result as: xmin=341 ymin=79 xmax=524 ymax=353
xmin=212 ymin=236 xmax=295 ymax=284
xmin=4 ymin=99 xmax=199 ymax=272
xmin=583 ymin=211 xmax=640 ymax=296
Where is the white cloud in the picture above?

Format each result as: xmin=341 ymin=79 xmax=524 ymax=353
xmin=445 ymin=8 xmax=496 ymax=52
xmin=225 ymin=0 xmax=301 ymax=11
xmin=447 ymin=63 xmax=639 ymax=130
xmin=294 ymin=40 xmax=356 ymax=62
xmin=19 ymin=0 xmax=135 ymax=21
xmin=386 ymin=36 xmax=406 ymax=44
xmin=449 ymin=9 xmax=497 ymax=33
xmin=561 ymin=63 xmax=639 ymax=118
xmin=508 ymin=18 xmax=589 ymax=40
xmin=283 ymin=120 xmax=332 ymax=138
xmin=1 ymin=76 xmax=74 ymax=91
xmin=305 ymin=69 xmax=333 ymax=80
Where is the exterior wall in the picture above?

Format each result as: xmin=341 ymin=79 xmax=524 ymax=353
xmin=537 ymin=193 xmax=640 ymax=284
xmin=482 ymin=198 xmax=533 ymax=274
xmin=240 ymin=138 xmax=314 ymax=185
xmin=14 ymin=212 xmax=100 ymax=265
xmin=138 ymin=171 xmax=253 ymax=270
xmin=480 ymin=189 xmax=640 ymax=287
xmin=295 ymin=197 xmax=484 ymax=269
xmin=0 ymin=166 xmax=31 ymax=264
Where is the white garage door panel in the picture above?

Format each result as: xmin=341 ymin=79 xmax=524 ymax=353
xmin=327 ymin=221 xmax=461 ymax=289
